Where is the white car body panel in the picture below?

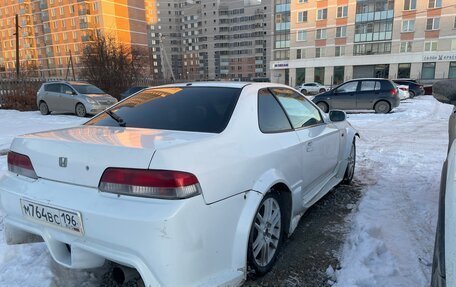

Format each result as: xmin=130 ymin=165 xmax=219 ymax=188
xmin=0 ymin=83 xmax=358 ymax=286
xmin=397 ymin=85 xmax=410 ymax=100
xmin=445 ymin=140 xmax=456 ymax=287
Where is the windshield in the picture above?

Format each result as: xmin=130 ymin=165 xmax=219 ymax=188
xmin=85 ymin=86 xmax=242 ymax=133
xmin=73 ymin=84 xmax=105 ymax=94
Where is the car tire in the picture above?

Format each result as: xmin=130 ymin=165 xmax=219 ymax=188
xmin=39 ymin=101 xmax=50 ymax=115
xmin=301 ymin=89 xmax=307 ymax=95
xmin=316 ymin=102 xmax=329 ymax=113
xmin=342 ymin=140 xmax=356 ymax=184
xmin=374 ymin=101 xmax=391 ymax=114
xmin=75 ymin=103 xmax=87 ymax=117
xmin=248 ymin=192 xmax=284 ymax=275
xmin=319 ymin=88 xmax=326 ymax=93
xmin=409 ymin=90 xmax=416 ymax=99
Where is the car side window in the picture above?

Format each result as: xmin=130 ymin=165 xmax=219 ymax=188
xmin=61 ymin=85 xmax=74 ymax=95
xmin=258 ymin=89 xmax=292 ymax=133
xmin=270 ymin=88 xmax=323 ymax=129
xmin=45 ymin=84 xmax=60 ymax=92
xmin=360 ymin=81 xmax=375 ymax=91
xmin=335 ymin=81 xmax=358 ymax=93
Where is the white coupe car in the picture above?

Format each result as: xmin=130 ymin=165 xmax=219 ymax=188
xmin=1 ymin=82 xmax=358 ymax=286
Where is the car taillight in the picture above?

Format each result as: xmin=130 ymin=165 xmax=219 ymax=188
xmin=7 ymin=151 xmax=38 ymax=179
xmin=391 ymin=88 xmax=397 ymax=96
xmin=99 ymin=168 xmax=201 ymax=199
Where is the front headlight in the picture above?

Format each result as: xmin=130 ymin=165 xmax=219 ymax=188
xmin=86 ymin=97 xmax=97 ymax=104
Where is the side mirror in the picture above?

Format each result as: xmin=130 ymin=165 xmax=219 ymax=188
xmin=329 ymin=110 xmax=346 ymax=122
xmin=433 ymin=79 xmax=456 ymax=105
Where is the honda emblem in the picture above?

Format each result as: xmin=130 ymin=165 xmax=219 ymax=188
xmin=59 ymin=157 xmax=68 ymax=168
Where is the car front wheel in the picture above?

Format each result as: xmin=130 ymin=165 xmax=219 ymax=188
xmin=301 ymin=89 xmax=307 ymax=95
xmin=248 ymin=192 xmax=283 ymax=275
xmin=342 ymin=140 xmax=356 ymax=184
xmin=75 ymin=103 xmax=87 ymax=117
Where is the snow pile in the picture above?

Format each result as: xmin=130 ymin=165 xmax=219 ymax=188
xmin=334 ymin=97 xmax=452 ymax=286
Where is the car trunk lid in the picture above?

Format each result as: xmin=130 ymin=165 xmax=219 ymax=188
xmin=10 ymin=126 xmax=214 ymax=187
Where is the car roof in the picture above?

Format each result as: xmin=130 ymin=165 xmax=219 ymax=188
xmin=349 ymin=78 xmax=390 ymax=81
xmin=156 ymin=82 xmax=252 ymax=89
xmin=44 ymin=81 xmax=90 ymax=86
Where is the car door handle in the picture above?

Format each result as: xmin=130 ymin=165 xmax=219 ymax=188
xmin=306 ymin=141 xmax=313 ymax=152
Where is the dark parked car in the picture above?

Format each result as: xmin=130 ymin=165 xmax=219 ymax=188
xmin=120 ymin=86 xmax=147 ymax=99
xmin=431 ymin=79 xmax=456 ymax=287
xmin=312 ymin=78 xmax=400 ymax=113
xmin=392 ymin=79 xmax=425 ymax=98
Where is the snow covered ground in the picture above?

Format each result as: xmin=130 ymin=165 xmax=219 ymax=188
xmin=0 ymin=97 xmax=452 ymax=286
xmin=335 ymin=97 xmax=452 ymax=287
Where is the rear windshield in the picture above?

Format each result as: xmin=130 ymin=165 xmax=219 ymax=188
xmin=73 ymin=84 xmax=105 ymax=94
xmin=85 ymin=87 xmax=242 ymax=133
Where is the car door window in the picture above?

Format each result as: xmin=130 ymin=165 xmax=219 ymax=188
xmin=360 ymin=81 xmax=376 ymax=91
xmin=61 ymin=85 xmax=75 ymax=95
xmin=45 ymin=84 xmax=60 ymax=92
xmin=258 ymin=89 xmax=292 ymax=133
xmin=335 ymin=81 xmax=358 ymax=93
xmin=270 ymin=88 xmax=323 ymax=129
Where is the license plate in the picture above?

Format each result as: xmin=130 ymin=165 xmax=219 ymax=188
xmin=20 ymin=199 xmax=84 ymax=235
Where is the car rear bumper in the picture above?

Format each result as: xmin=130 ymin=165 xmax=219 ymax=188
xmin=0 ymin=173 xmax=246 ymax=287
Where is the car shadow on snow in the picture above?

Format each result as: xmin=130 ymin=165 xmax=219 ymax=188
xmin=244 ymin=180 xmax=364 ymax=287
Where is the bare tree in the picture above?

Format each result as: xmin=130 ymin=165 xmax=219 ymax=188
xmin=80 ymin=31 xmax=148 ymax=99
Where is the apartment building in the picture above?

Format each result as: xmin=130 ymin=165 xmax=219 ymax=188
xmin=271 ymin=0 xmax=456 ymax=86
xmin=0 ymin=0 xmax=149 ymax=77
xmin=149 ymin=0 xmax=273 ymax=81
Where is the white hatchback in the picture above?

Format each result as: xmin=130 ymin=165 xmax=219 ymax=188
xmin=1 ymin=82 xmax=358 ymax=286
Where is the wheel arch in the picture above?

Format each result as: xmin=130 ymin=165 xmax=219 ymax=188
xmin=231 ymin=171 xmax=294 ymax=276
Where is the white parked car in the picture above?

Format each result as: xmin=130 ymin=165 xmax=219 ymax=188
xmin=1 ymin=82 xmax=358 ymax=286
xmin=396 ymin=84 xmax=410 ymax=100
xmin=297 ymin=82 xmax=330 ymax=95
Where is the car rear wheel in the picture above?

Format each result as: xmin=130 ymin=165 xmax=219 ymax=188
xmin=409 ymin=90 xmax=416 ymax=99
xmin=300 ymin=89 xmax=307 ymax=95
xmin=39 ymin=101 xmax=50 ymax=115
xmin=75 ymin=103 xmax=87 ymax=117
xmin=319 ymin=88 xmax=326 ymax=93
xmin=374 ymin=101 xmax=391 ymax=114
xmin=342 ymin=140 xmax=356 ymax=184
xmin=316 ymin=101 xmax=329 ymax=113
xmin=248 ymin=192 xmax=283 ymax=275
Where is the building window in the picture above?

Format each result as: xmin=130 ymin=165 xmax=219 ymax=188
xmin=404 ymin=0 xmax=416 ymax=10
xmin=402 ymin=20 xmax=415 ymax=32
xmin=333 ymin=66 xmax=345 ymax=85
xmin=428 ymin=0 xmax=442 ymax=8
xmin=398 ymin=63 xmax=411 ymax=78
xmin=426 ymin=18 xmax=440 ymax=30
xmin=315 ymin=47 xmax=325 ymax=58
xmin=297 ymin=30 xmax=307 ymax=41
xmin=449 ymin=62 xmax=456 ymax=79
xmin=314 ymin=67 xmax=325 ymax=84
xmin=296 ymin=68 xmax=305 ymax=85
xmin=421 ymin=62 xmax=436 ymax=79
xmin=317 ymin=8 xmax=327 ymax=20
xmin=336 ymin=26 xmax=347 ymax=38
xmin=335 ymin=46 xmax=345 ymax=56
xmin=400 ymin=42 xmax=412 ymax=53
xmin=424 ymin=41 xmax=438 ymax=51
xmin=298 ymin=11 xmax=308 ymax=23
xmin=454 ymin=16 xmax=456 ymax=29
xmin=298 ymin=0 xmax=308 ymax=3
xmin=315 ymin=29 xmax=327 ymax=40
xmin=337 ymin=6 xmax=348 ymax=18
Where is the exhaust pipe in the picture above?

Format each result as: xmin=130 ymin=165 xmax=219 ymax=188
xmin=112 ymin=265 xmax=141 ymax=285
